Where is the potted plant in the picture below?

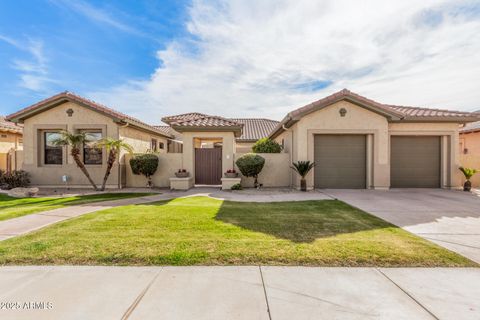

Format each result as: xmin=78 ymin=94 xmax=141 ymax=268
xmin=291 ymin=161 xmax=315 ymax=191
xmin=225 ymin=169 xmax=238 ymax=178
xmin=459 ymin=167 xmax=477 ymax=191
xmin=175 ymin=169 xmax=189 ymax=178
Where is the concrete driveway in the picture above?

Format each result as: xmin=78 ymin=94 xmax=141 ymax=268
xmin=324 ymin=189 xmax=480 ymax=264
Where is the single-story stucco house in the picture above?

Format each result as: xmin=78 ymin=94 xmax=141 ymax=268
xmin=0 ymin=116 xmax=23 ymax=172
xmin=6 ymin=89 xmax=479 ymax=189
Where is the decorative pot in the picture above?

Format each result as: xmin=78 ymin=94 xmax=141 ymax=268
xmin=300 ymin=179 xmax=307 ymax=192
xmin=175 ymin=172 xmax=189 ymax=178
xmin=225 ymin=172 xmax=238 ymax=178
xmin=464 ymin=180 xmax=472 ymax=192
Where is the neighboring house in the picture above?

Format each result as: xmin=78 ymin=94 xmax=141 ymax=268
xmin=6 ymin=89 xmax=479 ymax=189
xmin=0 ymin=116 xmax=23 ymax=172
xmin=6 ymin=92 xmax=171 ymax=188
xmin=459 ymin=119 xmax=480 ymax=187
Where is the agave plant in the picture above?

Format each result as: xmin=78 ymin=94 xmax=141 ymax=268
xmin=96 ymin=138 xmax=133 ymax=191
xmin=53 ymin=131 xmax=98 ymax=190
xmin=459 ymin=167 xmax=477 ymax=191
xmin=291 ymin=161 xmax=315 ymax=191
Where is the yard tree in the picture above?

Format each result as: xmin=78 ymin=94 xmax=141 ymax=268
xmin=53 ymin=131 xmax=99 ymax=190
xmin=96 ymin=138 xmax=133 ymax=191
xmin=235 ymin=153 xmax=265 ymax=188
xmin=129 ymin=153 xmax=159 ymax=187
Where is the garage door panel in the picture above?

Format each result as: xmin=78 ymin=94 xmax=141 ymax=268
xmin=314 ymin=135 xmax=366 ymax=189
xmin=390 ymin=136 xmax=440 ymax=188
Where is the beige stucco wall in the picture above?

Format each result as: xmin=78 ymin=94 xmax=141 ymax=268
xmin=125 ymin=153 xmax=182 ymax=187
xmin=234 ymin=153 xmax=291 ymax=187
xmin=118 ymin=126 xmax=168 ymax=162
xmin=460 ymin=131 xmax=480 ymax=187
xmin=21 ymin=101 xmax=168 ymax=188
xmin=235 ymin=142 xmax=254 ymax=153
xmin=0 ymin=131 xmax=22 ymax=153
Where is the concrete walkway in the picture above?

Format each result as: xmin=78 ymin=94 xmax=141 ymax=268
xmin=0 ymin=266 xmax=478 ymax=320
xmin=325 ymin=189 xmax=480 ymax=264
xmin=0 ymin=188 xmax=331 ymax=241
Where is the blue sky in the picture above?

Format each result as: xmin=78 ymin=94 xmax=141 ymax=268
xmin=1 ymin=0 xmax=480 ymax=122
xmin=0 ymin=0 xmax=189 ymax=114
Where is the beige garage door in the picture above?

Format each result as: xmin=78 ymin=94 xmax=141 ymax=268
xmin=314 ymin=135 xmax=366 ymax=189
xmin=390 ymin=136 xmax=440 ymax=188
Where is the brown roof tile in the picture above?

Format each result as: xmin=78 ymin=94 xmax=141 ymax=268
xmin=0 ymin=116 xmax=23 ymax=133
xmin=230 ymin=118 xmax=279 ymax=142
xmin=460 ymin=120 xmax=480 ymax=133
xmin=161 ymin=112 xmax=208 ymax=124
xmin=171 ymin=114 xmax=243 ymax=128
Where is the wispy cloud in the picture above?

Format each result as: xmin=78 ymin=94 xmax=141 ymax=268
xmin=1 ymin=35 xmax=54 ymax=92
xmin=84 ymin=0 xmax=480 ymax=121
xmin=50 ymin=0 xmax=143 ymax=36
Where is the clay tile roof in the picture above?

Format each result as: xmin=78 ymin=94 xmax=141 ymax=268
xmin=172 ymin=114 xmax=243 ymax=128
xmin=153 ymin=125 xmax=174 ymax=136
xmin=387 ymin=105 xmax=476 ymax=118
xmin=161 ymin=112 xmax=208 ymax=124
xmin=0 ymin=116 xmax=23 ymax=133
xmin=6 ymin=91 xmax=171 ymax=138
xmin=230 ymin=118 xmax=280 ymax=141
xmin=460 ymin=120 xmax=480 ymax=133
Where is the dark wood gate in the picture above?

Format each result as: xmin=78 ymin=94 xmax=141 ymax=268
xmin=195 ymin=148 xmax=222 ymax=185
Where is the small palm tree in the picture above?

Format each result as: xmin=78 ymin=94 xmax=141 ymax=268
xmin=459 ymin=167 xmax=477 ymax=191
xmin=291 ymin=161 xmax=315 ymax=191
xmin=53 ymin=131 xmax=98 ymax=190
xmin=96 ymin=138 xmax=133 ymax=191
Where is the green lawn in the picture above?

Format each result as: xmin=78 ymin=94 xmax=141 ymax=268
xmin=0 ymin=196 xmax=475 ymax=267
xmin=0 ymin=193 xmax=154 ymax=221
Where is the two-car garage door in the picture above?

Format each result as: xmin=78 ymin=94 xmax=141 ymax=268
xmin=313 ymin=134 xmax=441 ymax=189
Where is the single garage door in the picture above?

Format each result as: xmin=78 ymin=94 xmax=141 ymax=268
xmin=390 ymin=136 xmax=440 ymax=188
xmin=314 ymin=135 xmax=366 ymax=189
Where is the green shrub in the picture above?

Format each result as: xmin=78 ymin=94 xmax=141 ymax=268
xmin=231 ymin=183 xmax=242 ymax=190
xmin=0 ymin=170 xmax=30 ymax=189
xmin=252 ymin=138 xmax=282 ymax=153
xmin=129 ymin=154 xmax=159 ymax=187
xmin=235 ymin=153 xmax=265 ymax=187
xmin=459 ymin=167 xmax=477 ymax=180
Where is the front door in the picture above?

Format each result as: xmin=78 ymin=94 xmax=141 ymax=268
xmin=195 ymin=148 xmax=222 ymax=185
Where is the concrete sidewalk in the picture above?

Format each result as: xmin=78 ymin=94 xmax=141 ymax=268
xmin=0 ymin=266 xmax=478 ymax=320
xmin=0 ymin=188 xmax=331 ymax=241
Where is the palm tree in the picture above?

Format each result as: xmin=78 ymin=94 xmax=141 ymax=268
xmin=53 ymin=131 xmax=99 ymax=190
xmin=291 ymin=161 xmax=315 ymax=191
xmin=96 ymin=138 xmax=133 ymax=191
xmin=459 ymin=167 xmax=477 ymax=191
